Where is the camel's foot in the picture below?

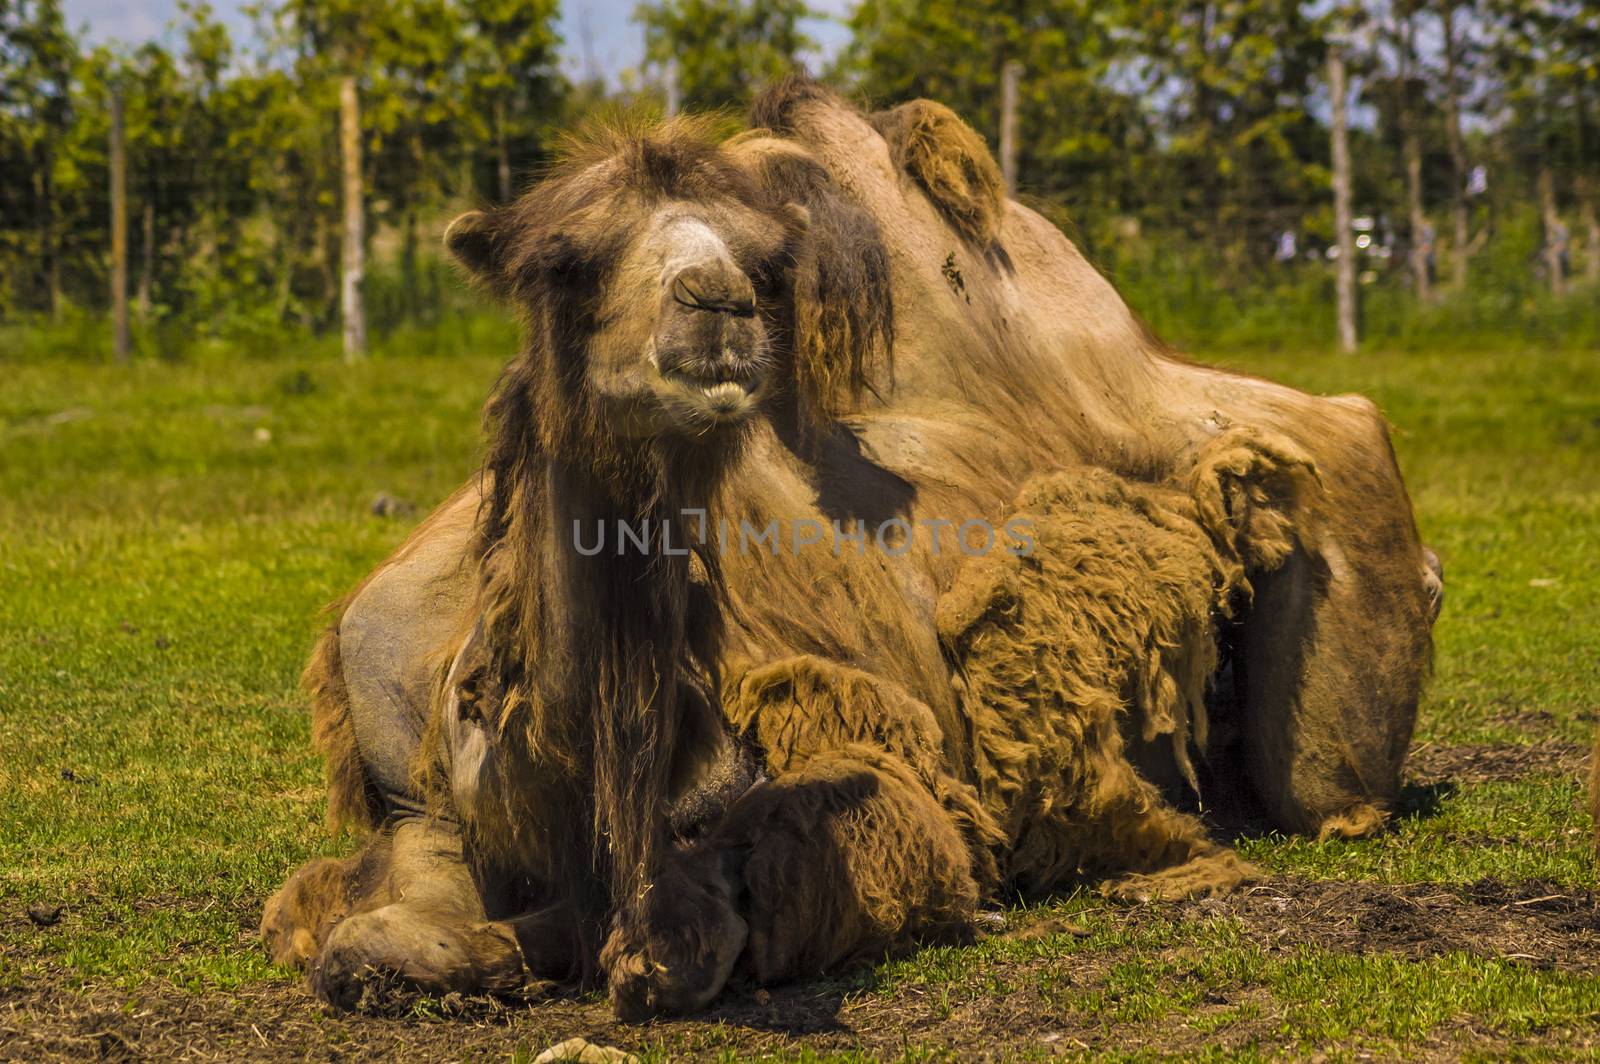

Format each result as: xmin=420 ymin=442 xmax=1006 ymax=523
xmin=1101 ymin=848 xmax=1257 ymax=903
xmin=1315 ymin=801 xmax=1388 ymax=841
xmin=261 ymin=854 xmax=364 ymax=970
xmin=310 ymin=903 xmax=527 ymax=1013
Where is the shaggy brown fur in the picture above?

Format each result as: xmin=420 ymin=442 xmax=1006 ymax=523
xmin=715 ymin=743 xmax=985 ymax=980
xmin=869 ymin=99 xmax=1006 ymax=248
xmin=938 ymin=432 xmax=1315 ymax=895
xmin=722 ymin=656 xmax=1007 ymax=891
xmin=304 ymin=620 xmax=382 ymax=832
xmin=268 ymin=82 xmax=1442 ymax=1022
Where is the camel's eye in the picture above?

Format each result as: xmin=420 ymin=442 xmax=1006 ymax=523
xmin=746 ymin=245 xmax=793 ymax=305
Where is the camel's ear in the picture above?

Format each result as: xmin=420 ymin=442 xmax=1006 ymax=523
xmin=445 ymin=210 xmax=504 ymax=286
xmin=780 ymin=201 xmax=811 ymax=238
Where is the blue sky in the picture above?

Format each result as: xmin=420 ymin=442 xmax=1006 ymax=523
xmin=61 ymin=0 xmax=853 ymax=85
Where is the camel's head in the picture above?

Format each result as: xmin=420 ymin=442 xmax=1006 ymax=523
xmin=447 ymin=119 xmax=817 ymax=453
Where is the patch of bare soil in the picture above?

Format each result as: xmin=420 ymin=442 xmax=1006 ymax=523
xmin=1406 ymin=739 xmax=1588 ymax=786
xmin=1173 ymin=877 xmax=1600 ymax=972
xmin=5 ymin=877 xmax=1599 ymax=1062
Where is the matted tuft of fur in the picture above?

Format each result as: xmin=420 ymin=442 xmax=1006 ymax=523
xmin=722 ymin=655 xmax=1006 ymax=890
xmin=939 ymin=467 xmax=1242 ymax=892
xmin=712 ymin=742 xmax=984 ymax=981
xmin=304 ymin=620 xmax=382 ymax=833
xmin=869 ymin=99 xmax=1006 ymax=248
xmin=936 ymin=431 xmax=1320 ymax=894
xmin=725 ymin=133 xmax=895 ymax=422
xmin=1187 ymin=427 xmax=1322 ymax=594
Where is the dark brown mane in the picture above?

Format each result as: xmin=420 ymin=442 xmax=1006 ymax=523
xmin=726 ymin=132 xmax=895 ymax=424
xmin=445 ymin=118 xmax=784 ymax=943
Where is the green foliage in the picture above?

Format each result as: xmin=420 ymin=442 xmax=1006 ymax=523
xmin=841 ymin=0 xmax=1146 ymax=216
xmin=3 ymin=0 xmax=1599 ymax=353
xmin=638 ymin=0 xmax=813 ymax=111
xmin=1104 ymin=205 xmax=1600 ymax=352
xmin=0 ymin=0 xmax=564 ymax=342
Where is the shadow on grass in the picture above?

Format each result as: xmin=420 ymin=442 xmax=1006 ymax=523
xmin=1196 ymin=776 xmax=1456 ymax=844
xmin=1392 ymin=779 xmax=1457 ymax=824
xmin=693 ymin=973 xmax=874 ymax=1037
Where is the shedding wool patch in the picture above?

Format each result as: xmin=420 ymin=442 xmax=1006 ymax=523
xmin=938 ymin=430 xmax=1317 ymax=891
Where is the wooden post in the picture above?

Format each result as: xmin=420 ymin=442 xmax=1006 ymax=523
xmin=1441 ymin=2 xmax=1470 ymax=290
xmin=108 ymin=91 xmax=130 ymax=363
xmin=664 ymin=59 xmax=680 ymax=119
xmin=494 ymin=97 xmax=512 ymax=203
xmin=339 ymin=74 xmax=367 ymax=362
xmin=999 ymin=60 xmax=1021 ymax=195
xmin=1328 ymin=43 xmax=1358 ymax=354
xmin=1537 ymin=163 xmax=1567 ymax=298
xmin=1398 ymin=7 xmax=1431 ymax=303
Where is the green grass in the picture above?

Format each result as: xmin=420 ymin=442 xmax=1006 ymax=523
xmin=2 ymin=336 xmax=1598 ymax=1058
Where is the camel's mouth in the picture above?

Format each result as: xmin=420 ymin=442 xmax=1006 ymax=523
xmin=658 ymin=367 xmax=764 ymax=423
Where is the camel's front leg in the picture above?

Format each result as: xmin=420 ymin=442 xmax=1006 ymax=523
xmin=722 ymin=744 xmax=987 ymax=981
xmin=601 ymin=743 xmax=983 ymax=1021
xmin=601 ymin=656 xmax=1000 ymax=1018
xmin=268 ymin=817 xmax=542 ymax=1011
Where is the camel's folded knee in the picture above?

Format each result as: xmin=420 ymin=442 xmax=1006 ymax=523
xmin=261 ymin=855 xmax=362 ymax=970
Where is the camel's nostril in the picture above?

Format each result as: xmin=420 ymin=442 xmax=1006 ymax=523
xmin=670 ymin=265 xmax=756 ymax=317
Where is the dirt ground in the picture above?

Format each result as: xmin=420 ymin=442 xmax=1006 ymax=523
xmin=1405 ymin=739 xmax=1588 ymax=787
xmin=7 ymin=744 xmax=1600 ymax=1064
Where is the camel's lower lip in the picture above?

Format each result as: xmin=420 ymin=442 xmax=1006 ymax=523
xmin=661 ymin=372 xmax=759 ymax=411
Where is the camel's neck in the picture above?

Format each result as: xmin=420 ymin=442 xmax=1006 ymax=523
xmin=520 ymin=453 xmax=726 ymax=910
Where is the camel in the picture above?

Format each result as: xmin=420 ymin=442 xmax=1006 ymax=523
xmin=262 ymin=81 xmax=1444 ymax=1020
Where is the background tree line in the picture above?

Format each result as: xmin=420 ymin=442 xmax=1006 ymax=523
xmin=2 ymin=0 xmax=1596 ymax=358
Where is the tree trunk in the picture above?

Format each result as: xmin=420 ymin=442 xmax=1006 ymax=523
xmin=137 ymin=194 xmax=155 ymax=321
xmin=339 ymin=75 xmax=367 ymax=362
xmin=495 ymin=97 xmax=512 ymax=203
xmin=1398 ymin=9 xmax=1431 ymax=302
xmin=664 ymin=58 xmax=680 ymax=118
xmin=1537 ymin=163 xmax=1566 ymax=298
xmin=35 ymin=162 xmax=61 ymax=319
xmin=1441 ymin=3 xmax=1470 ymax=290
xmin=1583 ymin=191 xmax=1600 ymax=286
xmin=999 ymin=59 xmax=1021 ymax=195
xmin=1328 ymin=44 xmax=1358 ymax=354
xmin=109 ymin=92 xmax=130 ymax=363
